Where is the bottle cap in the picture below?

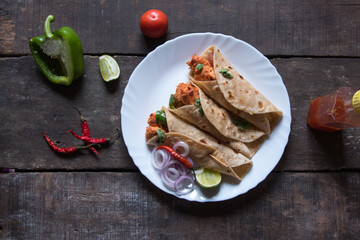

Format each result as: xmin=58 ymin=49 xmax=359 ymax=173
xmin=352 ymin=90 xmax=360 ymax=114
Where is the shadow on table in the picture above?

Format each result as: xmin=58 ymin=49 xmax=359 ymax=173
xmin=141 ymin=34 xmax=168 ymax=52
xmin=144 ymin=171 xmax=282 ymax=216
xmin=307 ymin=127 xmax=346 ymax=169
xmin=37 ymin=69 xmax=84 ymax=99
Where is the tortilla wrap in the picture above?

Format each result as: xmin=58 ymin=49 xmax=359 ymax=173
xmin=147 ymin=132 xmax=239 ymax=180
xmin=172 ymin=84 xmax=265 ymax=142
xmin=163 ymin=108 xmax=252 ymax=180
xmin=169 ymin=85 xmax=265 ymax=158
xmin=190 ymin=45 xmax=283 ymax=134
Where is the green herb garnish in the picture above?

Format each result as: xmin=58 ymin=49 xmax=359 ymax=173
xmin=199 ymin=106 xmax=204 ymax=117
xmin=232 ymin=119 xmax=250 ymax=130
xmin=219 ymin=69 xmax=233 ymax=79
xmin=156 ymin=129 xmax=165 ymax=144
xmin=169 ymin=94 xmax=178 ymax=109
xmin=194 ymin=98 xmax=204 ymax=117
xmin=194 ymin=98 xmax=201 ymax=106
xmin=155 ymin=110 xmax=167 ymax=127
xmin=195 ymin=64 xmax=204 ymax=71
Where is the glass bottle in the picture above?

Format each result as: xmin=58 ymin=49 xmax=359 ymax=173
xmin=307 ymin=87 xmax=360 ymax=131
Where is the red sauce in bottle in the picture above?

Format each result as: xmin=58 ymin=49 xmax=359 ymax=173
xmin=307 ymin=87 xmax=360 ymax=131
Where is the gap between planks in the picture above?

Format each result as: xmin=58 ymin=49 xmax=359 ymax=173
xmin=1 ymin=169 xmax=359 ymax=174
xmin=1 ymin=54 xmax=360 ymax=59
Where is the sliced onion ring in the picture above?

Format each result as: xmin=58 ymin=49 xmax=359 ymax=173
xmin=151 ymin=148 xmax=170 ymax=169
xmin=174 ymin=175 xmax=195 ymax=195
xmin=173 ymin=141 xmax=189 ymax=157
xmin=166 ymin=160 xmax=189 ymax=176
xmin=161 ymin=166 xmax=180 ymax=191
xmin=153 ymin=146 xmax=195 ymax=195
xmin=163 ymin=167 xmax=180 ymax=182
xmin=160 ymin=171 xmax=176 ymax=191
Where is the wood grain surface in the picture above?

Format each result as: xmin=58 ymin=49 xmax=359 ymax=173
xmin=1 ymin=0 xmax=360 ymax=56
xmin=1 ymin=172 xmax=359 ymax=239
xmin=1 ymin=0 xmax=359 ymax=239
xmin=0 ymin=56 xmax=358 ymax=171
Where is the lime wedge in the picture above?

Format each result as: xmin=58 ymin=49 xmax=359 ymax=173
xmin=195 ymin=168 xmax=221 ymax=189
xmin=99 ymin=55 xmax=120 ymax=82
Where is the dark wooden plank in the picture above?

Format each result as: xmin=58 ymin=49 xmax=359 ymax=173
xmin=0 ymin=172 xmax=359 ymax=239
xmin=0 ymin=56 xmax=139 ymax=171
xmin=0 ymin=56 xmax=359 ymax=171
xmin=1 ymin=0 xmax=360 ymax=56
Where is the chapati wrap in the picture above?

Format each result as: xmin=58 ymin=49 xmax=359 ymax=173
xmin=190 ymin=45 xmax=283 ymax=135
xmin=147 ymin=132 xmax=239 ymax=179
xmin=169 ymin=83 xmax=265 ymax=158
xmin=163 ymin=108 xmax=252 ymax=180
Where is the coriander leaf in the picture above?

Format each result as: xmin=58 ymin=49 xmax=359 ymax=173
xmin=199 ymin=106 xmax=204 ymax=117
xmin=219 ymin=68 xmax=233 ymax=79
xmin=194 ymin=98 xmax=201 ymax=106
xmin=232 ymin=119 xmax=250 ymax=130
xmin=195 ymin=64 xmax=204 ymax=71
xmin=194 ymin=98 xmax=204 ymax=116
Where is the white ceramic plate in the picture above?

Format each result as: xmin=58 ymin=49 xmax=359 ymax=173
xmin=121 ymin=33 xmax=291 ymax=202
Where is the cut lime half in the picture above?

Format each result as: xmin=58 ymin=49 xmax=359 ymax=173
xmin=99 ymin=55 xmax=120 ymax=82
xmin=195 ymin=168 xmax=221 ymax=189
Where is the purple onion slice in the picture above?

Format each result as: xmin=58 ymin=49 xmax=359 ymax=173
xmin=174 ymin=175 xmax=195 ymax=195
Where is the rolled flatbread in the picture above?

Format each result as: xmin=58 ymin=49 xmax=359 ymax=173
xmin=169 ymin=84 xmax=265 ymax=158
xmin=164 ymin=108 xmax=252 ymax=180
xmin=147 ymin=132 xmax=240 ymax=180
xmin=190 ymin=45 xmax=283 ymax=135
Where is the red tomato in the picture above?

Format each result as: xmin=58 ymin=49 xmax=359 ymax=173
xmin=140 ymin=9 xmax=168 ymax=38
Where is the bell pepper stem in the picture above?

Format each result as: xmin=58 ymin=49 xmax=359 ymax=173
xmin=44 ymin=15 xmax=55 ymax=38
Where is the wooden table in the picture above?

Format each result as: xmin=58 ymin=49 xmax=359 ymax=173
xmin=1 ymin=1 xmax=359 ymax=239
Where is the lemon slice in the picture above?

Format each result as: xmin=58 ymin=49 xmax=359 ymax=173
xmin=195 ymin=168 xmax=221 ymax=188
xmin=99 ymin=55 xmax=120 ymax=82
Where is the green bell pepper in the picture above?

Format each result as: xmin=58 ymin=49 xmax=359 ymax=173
xmin=169 ymin=94 xmax=178 ymax=109
xmin=29 ymin=15 xmax=84 ymax=86
xmin=155 ymin=110 xmax=167 ymax=127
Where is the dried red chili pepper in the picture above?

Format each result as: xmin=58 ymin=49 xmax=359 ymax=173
xmin=156 ymin=145 xmax=193 ymax=169
xmin=67 ymin=128 xmax=120 ymax=144
xmin=73 ymin=107 xmax=98 ymax=155
xmin=42 ymin=132 xmax=95 ymax=153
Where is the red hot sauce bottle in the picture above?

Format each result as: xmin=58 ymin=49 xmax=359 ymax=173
xmin=307 ymin=87 xmax=360 ymax=131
